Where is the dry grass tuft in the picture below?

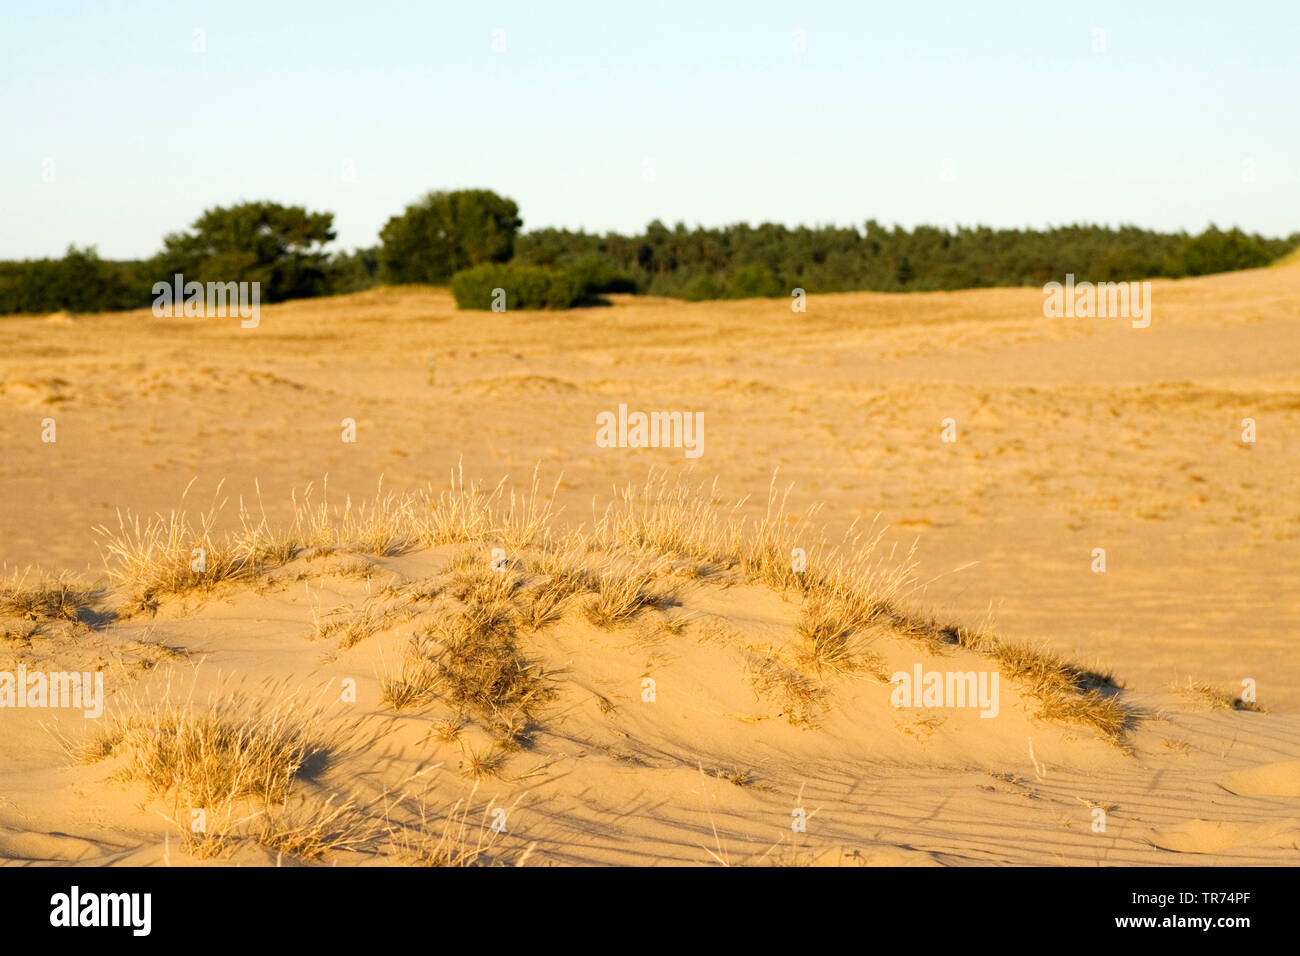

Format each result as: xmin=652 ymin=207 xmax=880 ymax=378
xmin=287 ymin=479 xmax=417 ymax=557
xmin=386 ymin=783 xmax=510 ymax=866
xmin=430 ymin=714 xmax=468 ymax=743
xmin=256 ymin=794 xmax=382 ymax=860
xmin=0 ymin=570 xmax=94 ymax=623
xmin=793 ymin=594 xmax=887 ymax=678
xmin=744 ymin=649 xmax=827 ymax=727
xmin=415 ymin=463 xmax=560 ymax=551
xmin=524 ymin=533 xmax=600 ymax=602
xmin=77 ymin=682 xmax=327 ymax=809
xmin=518 ymin=581 xmax=569 ymax=631
xmin=459 ymin=743 xmax=510 ymax=780
xmin=419 ymin=601 xmax=552 ymax=747
xmin=712 ymin=766 xmax=756 ymax=787
xmin=449 ymin=561 xmax=522 ymax=606
xmin=379 ymin=650 xmax=440 ymax=710
xmin=72 ymin=677 xmax=347 ymax=858
xmin=1171 ymin=677 xmax=1264 ymax=712
xmin=385 ymin=577 xmax=443 ymax=605
xmin=974 ymin=635 xmax=1131 ymax=740
xmin=71 ymin=673 xmax=522 ymax=864
xmin=96 ymin=478 xmax=423 ymax=613
xmin=379 ymin=564 xmax=553 ymax=751
xmin=582 ymin=557 xmax=678 ymax=629
xmin=96 ymin=499 xmax=255 ymax=613
xmin=311 ymin=599 xmax=413 ymax=649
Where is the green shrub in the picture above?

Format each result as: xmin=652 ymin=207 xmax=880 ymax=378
xmin=544 ymin=267 xmax=586 ymax=308
xmin=566 ymin=255 xmax=639 ymax=294
xmin=449 ymin=263 xmax=586 ymax=311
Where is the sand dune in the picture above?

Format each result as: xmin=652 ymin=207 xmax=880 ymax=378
xmin=1 ymin=262 xmax=1298 ymax=865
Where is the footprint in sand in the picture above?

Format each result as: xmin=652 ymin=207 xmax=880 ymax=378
xmin=1217 ymin=760 xmax=1300 ymax=797
xmin=1144 ymin=818 xmax=1300 ymax=853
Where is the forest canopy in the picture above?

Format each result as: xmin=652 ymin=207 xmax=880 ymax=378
xmin=3 ymin=189 xmax=1295 ymax=315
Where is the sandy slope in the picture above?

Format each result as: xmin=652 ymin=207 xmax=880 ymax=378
xmin=1 ymin=262 xmax=1298 ymax=865
xmin=2 ymin=543 xmax=1299 ymax=866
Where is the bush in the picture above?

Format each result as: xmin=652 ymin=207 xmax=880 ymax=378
xmin=449 ymin=264 xmax=585 ymax=311
xmin=544 ymin=267 xmax=586 ymax=308
xmin=380 ymin=190 xmax=521 ymax=285
xmin=565 ymin=255 xmax=639 ymax=294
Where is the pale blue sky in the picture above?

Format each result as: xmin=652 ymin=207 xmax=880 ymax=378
xmin=2 ymin=0 xmax=1297 ymax=259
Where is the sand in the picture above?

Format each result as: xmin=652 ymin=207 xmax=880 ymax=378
xmin=0 ymin=260 xmax=1298 ymax=865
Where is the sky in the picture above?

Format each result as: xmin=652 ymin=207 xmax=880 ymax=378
xmin=2 ymin=0 xmax=1297 ymax=259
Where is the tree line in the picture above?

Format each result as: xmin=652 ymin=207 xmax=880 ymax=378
xmin=3 ymin=189 xmax=1295 ymax=315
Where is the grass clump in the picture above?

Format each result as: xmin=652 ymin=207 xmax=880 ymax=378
xmin=311 ymin=599 xmax=413 ymax=649
xmin=77 ymin=684 xmax=325 ymax=809
xmin=386 ymin=784 xmax=513 ymax=866
xmin=0 ymin=570 xmax=94 ymax=623
xmin=794 ymin=594 xmax=887 ymax=678
xmin=960 ymin=628 xmax=1131 ymax=741
xmin=424 ymin=602 xmax=552 ymax=747
xmin=582 ymin=558 xmax=677 ymax=630
xmin=1171 ymin=677 xmax=1264 ymax=712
